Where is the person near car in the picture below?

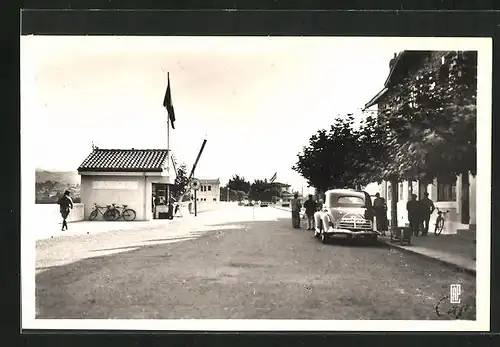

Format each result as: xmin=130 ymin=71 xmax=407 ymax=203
xmin=373 ymin=192 xmax=387 ymax=233
xmin=303 ymin=194 xmax=317 ymax=230
xmin=290 ymin=192 xmax=301 ymax=229
xmin=419 ymin=192 xmax=435 ymax=236
xmin=57 ymin=190 xmax=74 ymax=231
xmin=406 ymin=194 xmax=420 ymax=236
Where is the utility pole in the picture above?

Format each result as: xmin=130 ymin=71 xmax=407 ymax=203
xmin=194 ymin=189 xmax=197 ymax=216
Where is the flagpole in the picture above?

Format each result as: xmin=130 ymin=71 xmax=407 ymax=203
xmin=166 ymin=72 xmax=170 ymax=151
xmin=166 ymin=72 xmax=171 ymax=209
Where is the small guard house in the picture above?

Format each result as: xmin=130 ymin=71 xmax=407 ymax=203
xmin=77 ymin=148 xmax=177 ymax=221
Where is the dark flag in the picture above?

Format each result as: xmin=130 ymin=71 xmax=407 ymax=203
xmin=163 ymin=72 xmax=176 ymax=129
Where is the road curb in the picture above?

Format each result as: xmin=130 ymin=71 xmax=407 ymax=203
xmin=273 ymin=206 xmax=297 ymax=213
xmin=273 ymin=205 xmax=475 ymax=276
xmin=378 ymin=239 xmax=476 ymax=276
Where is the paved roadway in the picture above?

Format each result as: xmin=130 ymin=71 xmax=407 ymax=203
xmin=35 ymin=204 xmax=476 ymax=320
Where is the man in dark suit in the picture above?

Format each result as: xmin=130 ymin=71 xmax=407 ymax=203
xmin=57 ymin=190 xmax=74 ymax=231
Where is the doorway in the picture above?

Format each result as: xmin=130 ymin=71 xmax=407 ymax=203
xmin=152 ymin=183 xmax=170 ymax=219
xmin=461 ymin=174 xmax=470 ymax=224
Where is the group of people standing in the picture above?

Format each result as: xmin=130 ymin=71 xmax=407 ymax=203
xmin=337 ymin=191 xmax=436 ymax=237
xmin=290 ymin=193 xmax=322 ymax=230
xmin=406 ymin=192 xmax=436 ymax=236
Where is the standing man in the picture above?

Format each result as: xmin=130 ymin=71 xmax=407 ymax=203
xmin=167 ymin=198 xmax=174 ymax=220
xmin=188 ymin=196 xmax=194 ymax=214
xmin=419 ymin=192 xmax=435 ymax=236
xmin=304 ymin=194 xmax=316 ymax=230
xmin=57 ymin=190 xmax=74 ymax=231
xmin=290 ymin=192 xmax=301 ymax=229
xmin=406 ymin=194 xmax=420 ymax=236
xmin=373 ymin=193 xmax=387 ymax=235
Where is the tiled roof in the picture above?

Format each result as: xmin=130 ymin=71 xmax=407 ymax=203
xmin=78 ymin=149 xmax=169 ymax=172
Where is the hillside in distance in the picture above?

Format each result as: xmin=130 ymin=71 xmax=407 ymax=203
xmin=35 ymin=169 xmax=80 ymax=185
xmin=35 ymin=169 xmax=81 ymax=203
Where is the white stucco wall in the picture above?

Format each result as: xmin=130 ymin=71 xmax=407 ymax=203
xmin=469 ymin=173 xmax=476 ymax=227
xmin=373 ymin=174 xmax=474 ymax=234
xmin=34 ymin=203 xmax=85 ymax=225
xmin=194 ymin=183 xmax=220 ymax=203
xmin=80 ymin=173 xmax=170 ymax=221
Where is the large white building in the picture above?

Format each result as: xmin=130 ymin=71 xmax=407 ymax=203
xmin=191 ymin=178 xmax=221 ymax=203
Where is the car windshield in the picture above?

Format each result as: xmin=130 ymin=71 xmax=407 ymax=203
xmin=334 ymin=196 xmax=365 ymax=207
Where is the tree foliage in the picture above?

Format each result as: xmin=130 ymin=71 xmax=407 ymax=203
xmin=293 ymin=51 xmax=477 ymax=192
xmin=374 ymin=51 xmax=477 ymax=181
xmin=227 ymin=175 xmax=251 ymax=194
xmin=292 ymin=115 xmax=371 ymax=191
xmin=171 ymin=163 xmax=189 ymax=201
xmin=248 ymin=179 xmax=276 ymax=201
xmin=220 ymin=186 xmax=247 ymax=201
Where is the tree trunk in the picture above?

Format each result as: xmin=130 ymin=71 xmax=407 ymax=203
xmin=390 ymin=178 xmax=398 ymax=229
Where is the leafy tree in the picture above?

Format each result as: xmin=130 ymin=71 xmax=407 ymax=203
xmin=236 ymin=190 xmax=247 ymax=201
xmin=170 ymin=163 xmax=189 ymax=201
xmin=371 ymin=51 xmax=477 ymax=182
xmin=227 ymin=175 xmax=251 ymax=194
xmin=248 ymin=179 xmax=274 ymax=201
xmin=220 ymin=186 xmax=242 ymax=201
xmin=292 ymin=115 xmax=370 ymax=191
xmin=358 ymin=51 xmax=477 ymax=227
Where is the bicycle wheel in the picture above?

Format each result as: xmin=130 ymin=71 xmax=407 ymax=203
xmin=122 ymin=208 xmax=136 ymax=221
xmin=89 ymin=209 xmax=98 ymax=221
xmin=104 ymin=209 xmax=117 ymax=221
xmin=111 ymin=208 xmax=121 ymax=221
xmin=436 ymin=217 xmax=444 ymax=235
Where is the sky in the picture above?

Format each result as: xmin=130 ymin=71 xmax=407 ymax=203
xmin=22 ymin=36 xmax=408 ymax=192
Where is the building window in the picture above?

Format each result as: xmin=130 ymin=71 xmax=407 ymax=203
xmin=398 ymin=183 xmax=404 ymax=200
xmin=213 ymin=198 xmax=216 ymax=201
xmin=208 ymin=185 xmax=211 ymax=191
xmin=387 ymin=183 xmax=392 ymax=201
xmin=437 ymin=177 xmax=457 ymax=201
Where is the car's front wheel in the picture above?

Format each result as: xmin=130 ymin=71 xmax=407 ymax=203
xmin=321 ymin=231 xmax=328 ymax=244
xmin=314 ymin=221 xmax=321 ymax=238
xmin=367 ymin=235 xmax=378 ymax=245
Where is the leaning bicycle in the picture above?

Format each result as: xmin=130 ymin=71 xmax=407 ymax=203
xmin=89 ymin=203 xmax=119 ymax=221
xmin=434 ymin=207 xmax=449 ymax=236
xmin=109 ymin=203 xmax=137 ymax=221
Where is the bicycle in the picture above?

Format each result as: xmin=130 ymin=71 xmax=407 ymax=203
xmin=109 ymin=204 xmax=137 ymax=221
xmin=89 ymin=203 xmax=119 ymax=221
xmin=434 ymin=207 xmax=449 ymax=236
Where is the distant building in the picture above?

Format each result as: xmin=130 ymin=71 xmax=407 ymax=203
xmin=77 ymin=148 xmax=177 ymax=221
xmin=192 ymin=178 xmax=221 ymax=203
xmin=270 ymin=182 xmax=291 ymax=194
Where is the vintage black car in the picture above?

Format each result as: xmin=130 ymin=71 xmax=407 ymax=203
xmin=313 ymin=189 xmax=378 ymax=244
